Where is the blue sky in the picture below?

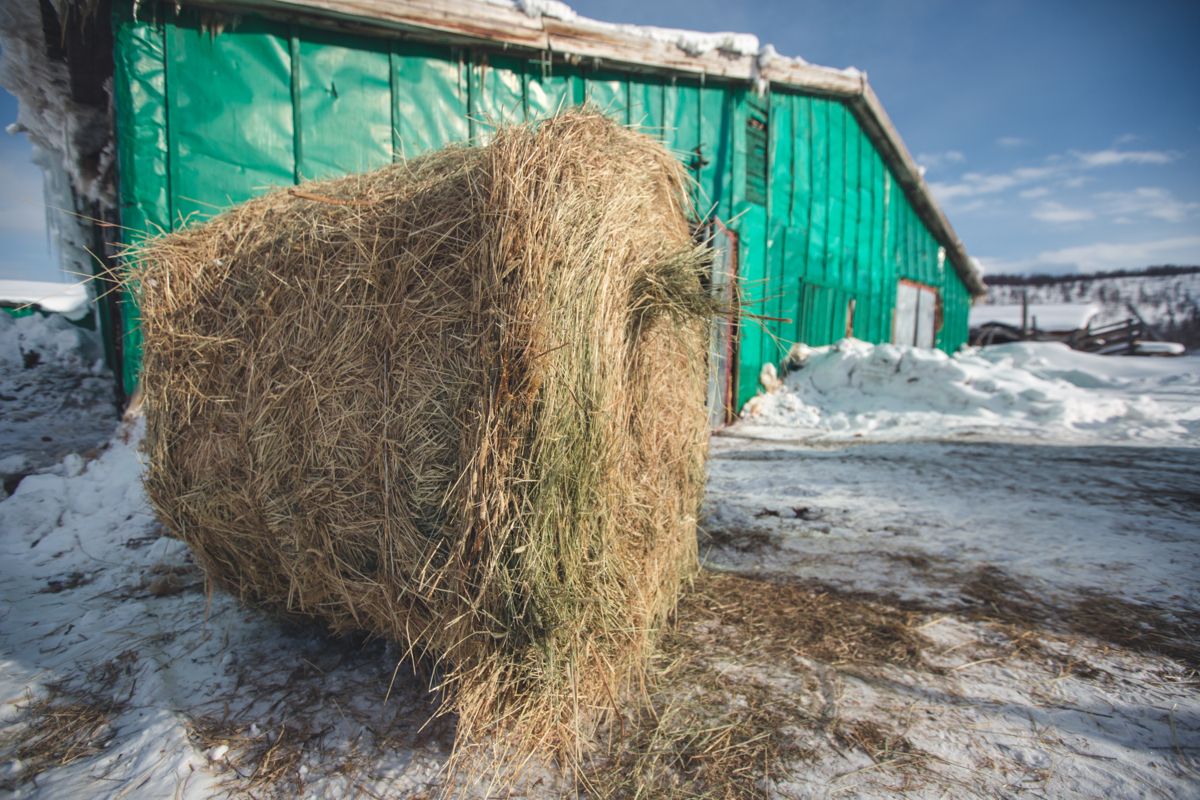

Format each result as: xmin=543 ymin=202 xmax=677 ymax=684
xmin=2 ymin=0 xmax=1198 ymax=280
xmin=0 ymin=88 xmax=61 ymax=283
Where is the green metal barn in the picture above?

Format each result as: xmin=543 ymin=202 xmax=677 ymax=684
xmin=29 ymin=0 xmax=986 ymax=418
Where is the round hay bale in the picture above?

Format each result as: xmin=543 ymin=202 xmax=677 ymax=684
xmin=135 ymin=110 xmax=712 ymax=768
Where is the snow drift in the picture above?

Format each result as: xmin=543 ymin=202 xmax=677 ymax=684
xmin=739 ymin=339 xmax=1200 ymax=442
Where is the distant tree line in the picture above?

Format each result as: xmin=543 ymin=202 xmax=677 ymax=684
xmin=984 ymin=264 xmax=1200 ymax=287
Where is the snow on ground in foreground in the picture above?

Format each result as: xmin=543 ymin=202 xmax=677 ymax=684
xmin=738 ymin=339 xmax=1200 ymax=444
xmin=0 ymin=419 xmax=504 ymax=800
xmin=0 ymin=312 xmax=118 ymax=484
xmin=1 ymin=338 xmax=1198 ymax=798
xmin=698 ymin=433 xmax=1200 ymax=798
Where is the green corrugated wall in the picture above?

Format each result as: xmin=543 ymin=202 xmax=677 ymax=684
xmin=111 ymin=1 xmax=973 ymax=410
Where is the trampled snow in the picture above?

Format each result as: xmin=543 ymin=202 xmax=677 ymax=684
xmin=0 ymin=312 xmax=117 ymax=483
xmin=738 ymin=338 xmax=1200 ymax=444
xmin=1 ymin=328 xmax=1197 ymax=798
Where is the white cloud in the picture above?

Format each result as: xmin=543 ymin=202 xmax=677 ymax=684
xmin=1095 ymin=187 xmax=1198 ymax=223
xmin=915 ymin=150 xmax=965 ymax=172
xmin=983 ymin=236 xmax=1200 ymax=275
xmin=931 ymin=145 xmax=1180 ymax=209
xmin=929 ymin=165 xmax=1055 ymax=202
xmin=1114 ymin=134 xmax=1139 ymax=145
xmin=1031 ymin=201 xmax=1095 ymax=223
xmin=1072 ymin=149 xmax=1176 ymax=168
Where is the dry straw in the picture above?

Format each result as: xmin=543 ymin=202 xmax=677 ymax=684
xmin=135 ymin=109 xmax=716 ymax=782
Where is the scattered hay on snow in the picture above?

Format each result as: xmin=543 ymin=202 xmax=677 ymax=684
xmin=133 ymin=109 xmax=716 ymax=782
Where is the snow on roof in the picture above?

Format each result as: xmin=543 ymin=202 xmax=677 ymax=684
xmin=970 ymin=303 xmax=1101 ymax=332
xmin=483 ymin=0 xmax=859 ymax=77
xmin=0 ymin=279 xmax=92 ymax=318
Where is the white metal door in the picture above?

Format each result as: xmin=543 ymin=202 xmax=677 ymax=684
xmin=893 ymin=282 xmax=918 ymax=346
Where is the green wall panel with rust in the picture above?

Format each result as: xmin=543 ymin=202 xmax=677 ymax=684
xmin=112 ymin=0 xmax=172 ymax=391
xmin=472 ymin=52 xmax=526 ymax=143
xmin=697 ymin=85 xmax=732 ymax=222
xmin=584 ymin=70 xmax=629 ymax=123
xmin=775 ymin=97 xmax=803 ymax=347
xmin=392 ymin=43 xmax=469 ymax=157
xmin=785 ymin=94 xmax=811 ymax=343
xmin=727 ymin=89 xmax=779 ymax=406
xmin=526 ymin=61 xmax=582 ymax=120
xmin=804 ymin=99 xmax=829 ymax=289
xmin=165 ymin=13 xmax=294 ymax=224
xmin=296 ymin=29 xmax=392 ymax=181
xmin=628 ymin=76 xmax=664 ymax=136
xmin=662 ymin=79 xmax=701 ymax=175
xmin=826 ymin=103 xmax=848 ymax=292
xmin=764 ymin=90 xmax=791 ymax=346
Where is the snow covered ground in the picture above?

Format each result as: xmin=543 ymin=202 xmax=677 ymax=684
xmin=1 ymin=329 xmax=1197 ymax=798
xmin=0 ymin=312 xmax=118 ymax=491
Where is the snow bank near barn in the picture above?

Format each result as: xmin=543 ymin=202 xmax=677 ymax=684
xmin=738 ymin=339 xmax=1200 ymax=443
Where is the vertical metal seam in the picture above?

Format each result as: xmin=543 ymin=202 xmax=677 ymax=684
xmin=521 ymin=57 xmax=529 ymax=123
xmin=389 ymin=40 xmax=400 ymax=162
xmin=466 ymin=49 xmax=476 ymax=142
xmin=624 ymin=73 xmax=631 ymax=127
xmin=290 ymin=25 xmax=302 ymax=184
xmin=659 ymin=77 xmax=666 ymax=142
xmin=160 ymin=11 xmax=173 ymax=229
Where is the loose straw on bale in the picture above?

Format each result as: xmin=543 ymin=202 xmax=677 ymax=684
xmin=135 ymin=109 xmax=717 ymax=781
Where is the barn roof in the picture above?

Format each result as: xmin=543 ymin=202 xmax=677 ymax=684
xmin=184 ymin=0 xmax=985 ymax=297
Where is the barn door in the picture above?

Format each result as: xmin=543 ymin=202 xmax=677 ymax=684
xmin=893 ymin=280 xmax=939 ymax=347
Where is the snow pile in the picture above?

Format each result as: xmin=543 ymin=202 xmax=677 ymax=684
xmin=0 ymin=312 xmax=116 ymax=481
xmin=0 ymin=280 xmax=92 ymax=320
xmin=980 ymin=339 xmax=1200 ymax=387
xmin=0 ymin=311 xmax=103 ymax=372
xmin=738 ymin=339 xmax=1200 ymax=442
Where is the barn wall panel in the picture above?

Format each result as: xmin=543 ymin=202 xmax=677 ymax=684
xmin=392 ymin=43 xmax=469 ymax=156
xmin=166 ymin=15 xmax=294 ymax=224
xmin=296 ymin=29 xmax=392 ymax=180
xmin=472 ymin=52 xmax=526 ymax=142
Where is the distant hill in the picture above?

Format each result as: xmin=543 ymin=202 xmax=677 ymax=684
xmin=982 ymin=265 xmax=1200 ymax=349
